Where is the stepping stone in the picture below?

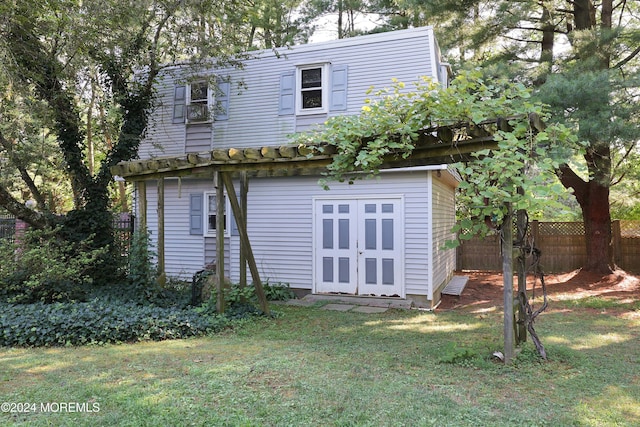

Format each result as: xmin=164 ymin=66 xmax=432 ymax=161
xmin=283 ymin=299 xmax=316 ymax=307
xmin=351 ymin=306 xmax=388 ymax=314
xmin=321 ymin=303 xmax=355 ymax=312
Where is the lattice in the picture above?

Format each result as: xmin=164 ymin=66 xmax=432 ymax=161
xmin=620 ymin=220 xmax=640 ymax=238
xmin=539 ymin=222 xmax=584 ymax=236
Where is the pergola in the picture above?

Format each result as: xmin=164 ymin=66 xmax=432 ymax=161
xmin=111 ymin=114 xmax=545 ymax=362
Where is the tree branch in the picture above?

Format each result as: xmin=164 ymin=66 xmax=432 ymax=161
xmin=0 ymin=185 xmax=47 ymax=228
xmin=0 ymin=129 xmax=47 ymax=210
xmin=612 ymin=44 xmax=640 ymax=69
xmin=557 ymin=163 xmax=588 ymax=205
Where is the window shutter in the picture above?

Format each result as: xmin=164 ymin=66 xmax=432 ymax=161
xmin=329 ymin=65 xmax=348 ymax=111
xmin=215 ymin=79 xmax=230 ymax=121
xmin=190 ymin=193 xmax=204 ymax=235
xmin=278 ymin=70 xmax=295 ymax=115
xmin=173 ymin=85 xmax=186 ymax=124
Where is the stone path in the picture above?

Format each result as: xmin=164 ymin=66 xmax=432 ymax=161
xmin=281 ymin=294 xmax=415 ymax=313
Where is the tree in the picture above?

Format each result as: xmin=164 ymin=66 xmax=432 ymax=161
xmin=0 ymin=0 xmax=257 ymax=281
xmin=245 ymin=0 xmax=313 ymax=49
xmin=302 ymin=0 xmax=373 ymax=39
xmin=369 ymin=0 xmax=640 ymax=273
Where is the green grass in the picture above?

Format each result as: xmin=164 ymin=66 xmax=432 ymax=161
xmin=1 ymin=303 xmax=639 ymax=426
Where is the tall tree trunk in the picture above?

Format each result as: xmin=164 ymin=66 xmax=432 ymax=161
xmin=556 ymin=0 xmax=615 ymax=273
xmin=559 ymin=148 xmax=615 ymax=274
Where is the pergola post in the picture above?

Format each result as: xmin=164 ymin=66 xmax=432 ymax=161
xmin=516 ymin=207 xmax=528 ymax=344
xmin=220 ymin=172 xmax=270 ymax=315
xmin=502 ymin=203 xmax=515 ymax=363
xmin=156 ymin=178 xmax=166 ymax=286
xmin=214 ymin=171 xmax=225 ymax=313
xmin=138 ymin=181 xmax=147 ymax=231
xmin=239 ymin=172 xmax=248 ymax=288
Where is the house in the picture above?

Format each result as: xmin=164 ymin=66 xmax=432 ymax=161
xmin=116 ymin=26 xmax=460 ymax=308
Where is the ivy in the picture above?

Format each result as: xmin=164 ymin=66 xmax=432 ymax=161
xmin=0 ymin=300 xmax=230 ymax=347
xmin=292 ymin=69 xmax=580 ymax=242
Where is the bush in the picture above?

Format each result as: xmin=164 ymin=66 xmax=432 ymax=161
xmin=0 ymin=227 xmax=107 ymax=303
xmin=0 ymin=299 xmax=230 ymax=347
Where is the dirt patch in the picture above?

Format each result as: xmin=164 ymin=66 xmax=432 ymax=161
xmin=437 ymin=269 xmax=640 ymax=311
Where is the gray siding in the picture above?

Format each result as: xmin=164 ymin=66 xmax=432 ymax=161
xmin=185 ymin=124 xmax=212 ymax=153
xmin=241 ymin=173 xmax=434 ymax=294
xmin=143 ymin=178 xmax=207 ymax=279
xmin=142 ymin=171 xmax=454 ymax=295
xmin=139 ymin=27 xmax=439 ymax=158
xmin=430 ymin=173 xmax=458 ymax=294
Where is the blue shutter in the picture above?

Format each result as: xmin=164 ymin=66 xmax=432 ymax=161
xmin=278 ymin=70 xmax=295 ymax=115
xmin=215 ymin=79 xmax=230 ymax=121
xmin=329 ymin=65 xmax=348 ymax=111
xmin=173 ymin=85 xmax=186 ymax=124
xmin=190 ymin=193 xmax=204 ymax=235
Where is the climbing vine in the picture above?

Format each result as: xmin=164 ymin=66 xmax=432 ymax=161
xmin=293 ymin=69 xmax=581 ymax=242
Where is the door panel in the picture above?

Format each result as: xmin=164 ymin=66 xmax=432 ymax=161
xmin=314 ymin=200 xmax=357 ymax=294
xmin=315 ymin=198 xmax=403 ymax=297
xmin=357 ymin=200 xmax=403 ymax=296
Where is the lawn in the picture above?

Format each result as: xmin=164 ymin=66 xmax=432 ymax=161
xmin=1 ymin=291 xmax=639 ymax=426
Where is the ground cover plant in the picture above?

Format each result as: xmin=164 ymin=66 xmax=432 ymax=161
xmin=1 ymin=272 xmax=638 ymax=426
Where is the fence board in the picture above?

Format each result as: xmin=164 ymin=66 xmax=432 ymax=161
xmin=457 ymin=220 xmax=640 ymax=273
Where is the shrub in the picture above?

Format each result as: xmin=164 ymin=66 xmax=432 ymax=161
xmin=0 ymin=299 xmax=230 ymax=347
xmin=0 ymin=227 xmax=107 ymax=303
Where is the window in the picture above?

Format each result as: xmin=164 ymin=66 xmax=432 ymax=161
xmin=186 ymin=80 xmax=211 ymax=122
xmin=205 ymin=192 xmax=229 ymax=236
xmin=296 ymin=64 xmax=328 ymax=114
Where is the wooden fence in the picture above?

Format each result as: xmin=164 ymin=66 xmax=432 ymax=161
xmin=457 ymin=220 xmax=640 ymax=273
xmin=0 ymin=212 xmax=16 ymax=243
xmin=0 ymin=212 xmax=134 ymax=259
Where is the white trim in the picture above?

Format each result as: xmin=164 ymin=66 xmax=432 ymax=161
xmin=295 ymin=63 xmax=329 ymax=115
xmin=274 ymin=26 xmax=435 ymax=56
xmin=426 ymin=171 xmax=434 ymax=300
xmin=379 ymin=164 xmax=448 ymax=173
xmin=185 ymin=79 xmax=215 ymax=123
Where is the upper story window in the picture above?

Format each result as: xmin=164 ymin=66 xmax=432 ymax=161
xmin=279 ymin=64 xmax=347 ymax=116
xmin=186 ymin=81 xmax=211 ymax=122
xmin=296 ymin=64 xmax=328 ymax=115
xmin=173 ymin=78 xmax=230 ymax=124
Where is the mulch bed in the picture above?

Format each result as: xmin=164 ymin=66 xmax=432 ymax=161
xmin=437 ymin=269 xmax=640 ymax=311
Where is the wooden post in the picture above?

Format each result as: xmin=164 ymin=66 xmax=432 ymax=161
xmin=612 ymin=220 xmax=621 ymax=268
xmin=157 ymin=178 xmax=166 ymax=286
xmin=215 ymin=172 xmax=225 ymax=314
xmin=138 ymin=181 xmax=147 ymax=231
xmin=516 ymin=208 xmax=527 ymax=344
xmin=502 ymin=203 xmax=515 ymax=363
xmin=239 ymin=172 xmax=248 ymax=288
xmin=221 ymin=172 xmax=270 ymax=315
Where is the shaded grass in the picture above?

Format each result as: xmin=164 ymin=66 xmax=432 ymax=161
xmin=1 ymin=303 xmax=639 ymax=426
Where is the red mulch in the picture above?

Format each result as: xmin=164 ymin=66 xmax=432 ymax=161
xmin=437 ymin=269 xmax=640 ymax=311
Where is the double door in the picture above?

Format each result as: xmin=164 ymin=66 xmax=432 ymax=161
xmin=314 ymin=198 xmax=403 ymax=297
